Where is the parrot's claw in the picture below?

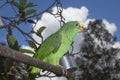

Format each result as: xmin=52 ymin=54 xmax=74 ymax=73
xmin=59 ymin=65 xmax=67 ymax=76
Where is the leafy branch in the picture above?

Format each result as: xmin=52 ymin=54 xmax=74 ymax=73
xmin=0 ymin=0 xmax=65 ymax=46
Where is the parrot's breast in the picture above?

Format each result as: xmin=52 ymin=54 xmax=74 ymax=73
xmin=46 ymin=34 xmax=73 ymax=65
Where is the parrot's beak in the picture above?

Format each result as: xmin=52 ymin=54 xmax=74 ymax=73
xmin=79 ymin=22 xmax=84 ymax=32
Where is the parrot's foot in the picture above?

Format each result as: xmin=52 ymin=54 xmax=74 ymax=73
xmin=59 ymin=65 xmax=67 ymax=76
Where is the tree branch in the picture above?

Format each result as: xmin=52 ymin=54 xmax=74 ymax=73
xmin=14 ymin=25 xmax=40 ymax=45
xmin=0 ymin=44 xmax=74 ymax=78
xmin=0 ymin=0 xmax=10 ymax=8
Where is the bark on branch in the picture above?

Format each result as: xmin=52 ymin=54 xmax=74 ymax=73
xmin=0 ymin=44 xmax=74 ymax=78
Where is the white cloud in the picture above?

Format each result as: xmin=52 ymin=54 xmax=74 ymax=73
xmin=103 ymin=19 xmax=117 ymax=35
xmin=112 ymin=42 xmax=120 ymax=48
xmin=61 ymin=7 xmax=88 ymax=22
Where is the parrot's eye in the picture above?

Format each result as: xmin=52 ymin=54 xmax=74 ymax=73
xmin=75 ymin=23 xmax=79 ymax=27
xmin=76 ymin=23 xmax=78 ymax=26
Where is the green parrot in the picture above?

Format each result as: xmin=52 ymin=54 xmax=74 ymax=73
xmin=30 ymin=21 xmax=83 ymax=74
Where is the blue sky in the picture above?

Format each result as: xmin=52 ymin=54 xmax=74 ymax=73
xmin=0 ymin=0 xmax=120 ymax=45
xmin=62 ymin=0 xmax=120 ymax=41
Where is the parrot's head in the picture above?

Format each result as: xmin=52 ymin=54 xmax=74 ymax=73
xmin=62 ymin=21 xmax=84 ymax=34
xmin=59 ymin=21 xmax=84 ymax=40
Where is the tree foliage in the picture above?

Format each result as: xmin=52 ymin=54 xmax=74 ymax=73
xmin=74 ymin=20 xmax=120 ymax=80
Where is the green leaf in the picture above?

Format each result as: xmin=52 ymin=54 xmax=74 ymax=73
xmin=7 ymin=35 xmax=16 ymax=47
xmin=38 ymin=26 xmax=46 ymax=33
xmin=12 ymin=41 xmax=19 ymax=50
xmin=25 ymin=9 xmax=36 ymax=16
xmin=6 ymin=35 xmax=19 ymax=50
xmin=19 ymin=48 xmax=34 ymax=54
xmin=27 ymin=40 xmax=37 ymax=50
xmin=25 ymin=3 xmax=37 ymax=8
xmin=36 ymin=26 xmax=46 ymax=36
xmin=20 ymin=0 xmax=26 ymax=6
xmin=11 ymin=1 xmax=20 ymax=8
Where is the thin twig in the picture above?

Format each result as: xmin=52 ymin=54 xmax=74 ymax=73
xmin=14 ymin=25 xmax=40 ymax=45
xmin=26 ymin=0 xmax=57 ymax=19
xmin=0 ymin=0 xmax=10 ymax=8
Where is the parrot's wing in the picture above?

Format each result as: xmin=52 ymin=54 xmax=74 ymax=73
xmin=33 ymin=32 xmax=61 ymax=60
